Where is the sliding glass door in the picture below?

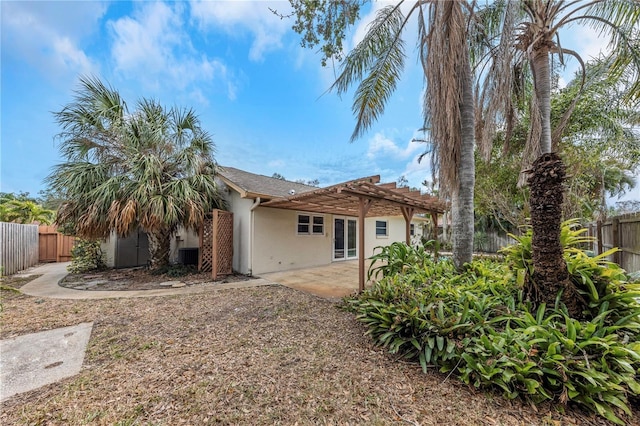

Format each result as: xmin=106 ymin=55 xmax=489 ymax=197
xmin=333 ymin=217 xmax=357 ymax=260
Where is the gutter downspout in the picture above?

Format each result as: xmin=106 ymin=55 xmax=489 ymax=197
xmin=248 ymin=197 xmax=261 ymax=276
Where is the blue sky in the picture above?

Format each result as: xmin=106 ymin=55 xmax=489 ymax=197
xmin=1 ymin=0 xmax=638 ymax=204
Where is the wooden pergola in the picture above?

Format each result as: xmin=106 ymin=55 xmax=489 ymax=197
xmin=260 ymin=175 xmax=448 ymax=292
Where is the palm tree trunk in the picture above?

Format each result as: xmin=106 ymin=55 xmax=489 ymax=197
xmin=452 ymin=45 xmax=475 ymax=271
xmin=525 ymin=46 xmax=584 ymax=318
xmin=532 ymin=50 xmax=552 ymax=154
xmin=148 ymin=226 xmax=172 ymax=270
xmin=527 ymin=153 xmax=583 ymax=316
xmin=528 ymin=50 xmax=583 ymax=317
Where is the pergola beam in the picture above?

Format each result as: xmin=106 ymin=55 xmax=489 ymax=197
xmin=338 ymin=188 xmax=440 ymax=213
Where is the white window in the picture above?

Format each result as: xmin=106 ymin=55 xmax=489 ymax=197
xmin=410 ymin=223 xmax=415 ymax=236
xmin=375 ymin=220 xmax=388 ymax=237
xmin=312 ymin=216 xmax=324 ymax=234
xmin=298 ymin=214 xmax=324 ymax=235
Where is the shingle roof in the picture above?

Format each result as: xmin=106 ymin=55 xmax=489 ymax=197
xmin=218 ymin=166 xmax=318 ymax=199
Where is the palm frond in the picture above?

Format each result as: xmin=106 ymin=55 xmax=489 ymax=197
xmin=332 ymin=3 xmax=410 ymax=142
xmin=47 ymin=77 xmax=226 ymax=248
xmin=424 ymin=0 xmax=469 ymax=196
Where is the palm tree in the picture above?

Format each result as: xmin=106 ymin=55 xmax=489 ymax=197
xmin=0 ymin=199 xmax=54 ymax=224
xmin=475 ymin=0 xmax=640 ymax=315
xmin=423 ymin=1 xmax=475 ymax=269
xmin=47 ymin=76 xmax=226 ymax=270
xmin=288 ymin=0 xmax=476 ymax=270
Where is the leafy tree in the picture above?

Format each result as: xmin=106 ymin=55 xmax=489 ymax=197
xmin=296 ymin=178 xmax=320 ymax=187
xmin=554 ymin=59 xmax=640 ymax=220
xmin=36 ymin=188 xmax=67 ymax=211
xmin=47 ymin=77 xmax=226 ymax=270
xmin=614 ymin=200 xmax=640 ymax=214
xmin=475 ymin=0 xmax=640 ymax=316
xmin=0 ymin=193 xmax=54 ymax=224
xmin=0 ymin=191 xmax=34 ymax=202
xmin=475 ymin=59 xmax=640 ymax=230
xmin=287 ymin=0 xmax=476 ymax=270
xmin=272 ymin=173 xmax=320 ymax=187
xmin=474 ymin=150 xmax=528 ymax=232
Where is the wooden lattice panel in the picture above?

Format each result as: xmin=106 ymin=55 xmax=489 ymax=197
xmin=212 ymin=210 xmax=233 ymax=280
xmin=199 ymin=215 xmax=214 ymax=272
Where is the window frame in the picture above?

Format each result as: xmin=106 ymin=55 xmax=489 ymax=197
xmin=297 ymin=213 xmax=325 ymax=236
xmin=375 ymin=220 xmax=388 ymax=238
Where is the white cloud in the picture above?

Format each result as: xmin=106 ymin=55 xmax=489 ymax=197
xmin=402 ymin=157 xmax=432 ymax=190
xmin=569 ymin=25 xmax=610 ymax=63
xmin=366 ymin=131 xmax=422 ymax=160
xmin=189 ymin=0 xmax=290 ymax=62
xmin=52 ymin=37 xmax=95 ymax=76
xmin=557 ymin=23 xmax=612 ymax=87
xmin=268 ymin=159 xmax=285 ymax=168
xmin=108 ymin=2 xmax=236 ymax=100
xmin=1 ymin=1 xmax=103 ymax=79
xmin=109 ymin=2 xmax=180 ymax=73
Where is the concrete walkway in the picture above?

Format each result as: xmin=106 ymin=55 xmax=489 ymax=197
xmin=16 ymin=261 xmax=366 ymax=300
xmin=1 ymin=323 xmax=93 ymax=402
xmin=18 ymin=262 xmax=275 ymax=300
xmin=260 ymin=260 xmax=365 ymax=298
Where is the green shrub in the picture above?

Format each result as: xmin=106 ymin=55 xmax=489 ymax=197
xmin=68 ymin=239 xmax=106 ymax=273
xmin=474 ymin=231 xmax=488 ymax=252
xmin=347 ymin=223 xmax=640 ymax=424
xmin=368 ymin=242 xmax=434 ymax=281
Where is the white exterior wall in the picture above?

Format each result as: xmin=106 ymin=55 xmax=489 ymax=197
xmin=101 ymin=231 xmax=117 ymax=267
xmin=364 ymin=216 xmax=409 ymax=258
xmin=99 ymin=208 xmax=430 ymax=271
xmin=252 ymin=207 xmax=332 ymax=275
xmin=102 ymin=228 xmax=200 ymax=266
xmin=226 ymin=191 xmax=254 ymax=274
xmin=171 ymin=228 xmax=200 ymax=263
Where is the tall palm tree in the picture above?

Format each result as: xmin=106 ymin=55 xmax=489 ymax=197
xmin=423 ymin=1 xmax=475 ymax=269
xmin=476 ymin=0 xmax=640 ymax=315
xmin=288 ymin=0 xmax=476 ymax=270
xmin=47 ymin=76 xmax=226 ymax=270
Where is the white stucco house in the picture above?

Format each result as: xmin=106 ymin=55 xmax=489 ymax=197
xmin=101 ymin=166 xmax=446 ymax=289
xmin=216 ymin=167 xmax=445 ymax=286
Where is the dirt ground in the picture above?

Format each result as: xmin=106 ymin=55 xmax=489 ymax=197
xmin=1 ymin=272 xmax=638 ymax=426
xmin=59 ymin=267 xmax=250 ymax=291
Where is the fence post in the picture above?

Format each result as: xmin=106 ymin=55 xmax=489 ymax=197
xmin=612 ymin=217 xmax=621 ymax=265
xmin=596 ymin=220 xmax=603 ymax=255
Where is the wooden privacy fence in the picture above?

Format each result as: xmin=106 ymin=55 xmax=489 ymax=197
xmin=199 ymin=209 xmax=233 ymax=279
xmin=38 ymin=226 xmax=75 ymax=263
xmin=482 ymin=231 xmax=515 ymax=254
xmin=588 ymin=213 xmax=640 ymax=273
xmin=0 ymin=222 xmax=39 ymax=276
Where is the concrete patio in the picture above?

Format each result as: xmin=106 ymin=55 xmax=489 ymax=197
xmin=260 ymin=260 xmax=371 ymax=299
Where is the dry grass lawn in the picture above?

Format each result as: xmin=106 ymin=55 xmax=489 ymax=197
xmin=1 ymin=275 xmax=637 ymax=425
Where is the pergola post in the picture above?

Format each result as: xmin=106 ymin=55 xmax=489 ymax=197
xmin=400 ymin=206 xmax=415 ymax=245
xmin=431 ymin=212 xmax=439 ymax=259
xmin=358 ymin=197 xmax=373 ymax=292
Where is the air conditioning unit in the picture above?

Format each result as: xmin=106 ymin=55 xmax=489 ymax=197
xmin=178 ymin=248 xmax=199 ymax=265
